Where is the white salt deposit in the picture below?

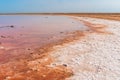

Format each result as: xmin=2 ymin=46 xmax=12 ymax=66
xmin=50 ymin=17 xmax=120 ymax=80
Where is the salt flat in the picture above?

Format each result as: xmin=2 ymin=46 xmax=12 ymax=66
xmin=50 ymin=17 xmax=120 ymax=80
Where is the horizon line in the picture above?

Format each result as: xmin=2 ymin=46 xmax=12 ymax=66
xmin=0 ymin=12 xmax=120 ymax=14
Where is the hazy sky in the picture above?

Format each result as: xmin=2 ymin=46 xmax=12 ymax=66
xmin=0 ymin=0 xmax=120 ymax=13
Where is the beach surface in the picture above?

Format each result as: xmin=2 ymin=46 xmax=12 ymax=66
xmin=0 ymin=15 xmax=120 ymax=80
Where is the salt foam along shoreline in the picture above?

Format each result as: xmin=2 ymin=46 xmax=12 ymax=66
xmin=49 ymin=17 xmax=120 ymax=80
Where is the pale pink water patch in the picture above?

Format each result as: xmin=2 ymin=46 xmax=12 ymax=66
xmin=0 ymin=15 xmax=89 ymax=63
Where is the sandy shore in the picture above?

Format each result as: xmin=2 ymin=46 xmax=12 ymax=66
xmin=0 ymin=16 xmax=120 ymax=80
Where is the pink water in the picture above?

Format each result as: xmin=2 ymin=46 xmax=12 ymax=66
xmin=0 ymin=15 xmax=89 ymax=63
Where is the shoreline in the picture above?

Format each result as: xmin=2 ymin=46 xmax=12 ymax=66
xmin=0 ymin=16 xmax=120 ymax=80
xmin=0 ymin=15 xmax=88 ymax=80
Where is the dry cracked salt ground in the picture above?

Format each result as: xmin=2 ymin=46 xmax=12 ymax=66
xmin=50 ymin=17 xmax=120 ymax=80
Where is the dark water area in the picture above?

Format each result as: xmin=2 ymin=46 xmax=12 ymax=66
xmin=0 ymin=15 xmax=89 ymax=63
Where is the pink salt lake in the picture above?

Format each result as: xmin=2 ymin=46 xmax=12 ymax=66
xmin=0 ymin=15 xmax=89 ymax=63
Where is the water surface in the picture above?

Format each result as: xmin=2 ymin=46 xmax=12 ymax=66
xmin=0 ymin=15 xmax=88 ymax=63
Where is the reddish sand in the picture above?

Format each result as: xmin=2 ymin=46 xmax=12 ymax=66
xmin=0 ymin=54 xmax=73 ymax=80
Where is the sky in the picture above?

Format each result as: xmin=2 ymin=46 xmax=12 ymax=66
xmin=0 ymin=0 xmax=120 ymax=13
